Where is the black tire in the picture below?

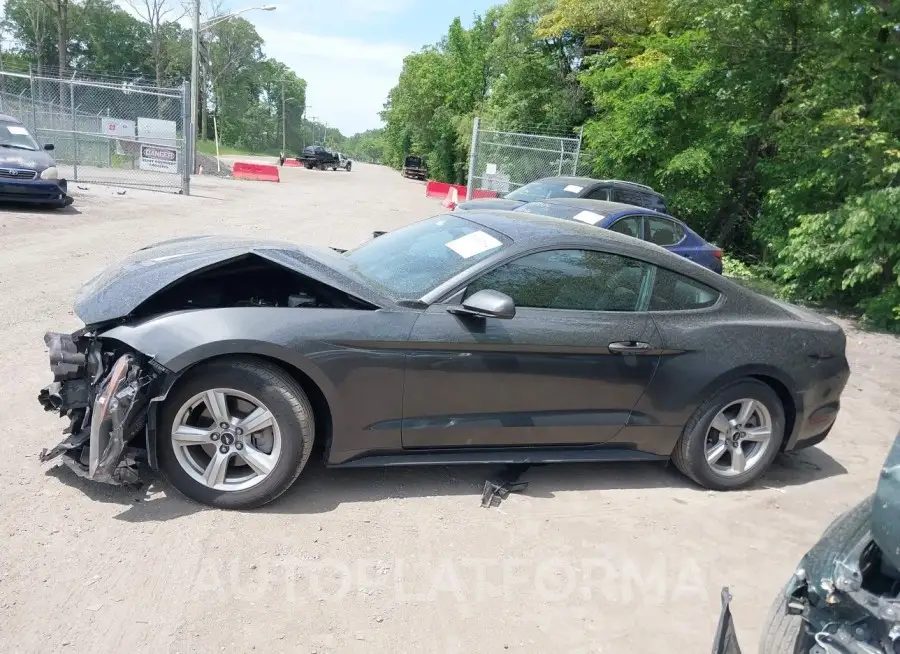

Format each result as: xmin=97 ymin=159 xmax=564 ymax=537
xmin=345 ymin=163 xmax=352 ymax=172
xmin=331 ymin=166 xmax=337 ymax=171
xmin=671 ymin=379 xmax=785 ymax=490
xmin=158 ymin=358 xmax=315 ymax=509
xmin=759 ymin=584 xmax=809 ymax=653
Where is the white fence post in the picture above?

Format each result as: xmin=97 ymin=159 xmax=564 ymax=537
xmin=466 ymin=116 xmax=480 ymax=201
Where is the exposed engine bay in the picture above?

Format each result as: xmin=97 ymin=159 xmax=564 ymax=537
xmin=131 ymin=254 xmax=371 ymax=318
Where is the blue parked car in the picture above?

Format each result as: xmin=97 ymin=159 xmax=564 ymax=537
xmin=512 ymin=198 xmax=723 ymax=274
xmin=0 ymin=113 xmax=72 ymax=208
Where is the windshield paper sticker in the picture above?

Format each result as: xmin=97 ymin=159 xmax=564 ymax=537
xmin=446 ymin=231 xmax=503 ymax=258
xmin=563 ymin=184 xmax=583 ymax=193
xmin=7 ymin=126 xmax=29 ymax=135
xmin=572 ymin=210 xmax=604 ymax=225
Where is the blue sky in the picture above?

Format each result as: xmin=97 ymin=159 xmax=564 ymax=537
xmin=250 ymin=0 xmax=497 ymax=135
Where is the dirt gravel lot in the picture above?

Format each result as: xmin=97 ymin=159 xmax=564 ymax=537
xmin=1 ymin=162 xmax=899 ymax=653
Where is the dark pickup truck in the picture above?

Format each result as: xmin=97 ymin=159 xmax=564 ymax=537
xmin=401 ymin=155 xmax=428 ymax=180
xmin=298 ymin=145 xmax=341 ymax=170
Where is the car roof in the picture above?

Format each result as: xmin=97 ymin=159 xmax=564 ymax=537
xmin=0 ymin=114 xmax=23 ymax=124
xmin=453 ymin=209 xmax=723 ymax=285
xmin=524 ymin=197 xmax=669 ymax=218
xmin=531 ymin=176 xmax=663 ymax=198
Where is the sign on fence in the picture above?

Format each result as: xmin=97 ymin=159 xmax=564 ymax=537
xmin=140 ymin=144 xmax=179 ymax=174
xmin=102 ymin=117 xmax=137 ymax=156
xmin=138 ymin=117 xmax=177 ymax=146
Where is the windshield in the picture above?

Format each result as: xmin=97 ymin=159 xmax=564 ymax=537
xmin=405 ymin=156 xmax=422 ymax=167
xmin=505 ymin=180 xmax=585 ymax=202
xmin=346 ymin=216 xmax=510 ymax=298
xmin=0 ymin=122 xmax=39 ymax=151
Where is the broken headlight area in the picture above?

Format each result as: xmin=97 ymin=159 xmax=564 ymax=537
xmin=787 ymin=537 xmax=900 ymax=652
xmin=38 ymin=331 xmax=156 ymax=485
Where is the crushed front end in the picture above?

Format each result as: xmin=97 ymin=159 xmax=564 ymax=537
xmin=780 ymin=496 xmax=900 ymax=654
xmin=38 ymin=330 xmax=156 ymax=485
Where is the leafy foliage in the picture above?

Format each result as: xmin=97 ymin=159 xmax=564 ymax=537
xmin=370 ymin=0 xmax=899 ymax=328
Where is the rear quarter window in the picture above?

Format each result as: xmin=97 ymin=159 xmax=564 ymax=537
xmin=649 ymin=267 xmax=721 ymax=311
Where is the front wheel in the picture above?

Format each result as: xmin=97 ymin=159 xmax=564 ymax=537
xmin=671 ymin=379 xmax=785 ymax=490
xmin=759 ymin=584 xmax=810 ymax=653
xmin=345 ymin=163 xmax=352 ymax=172
xmin=158 ymin=358 xmax=315 ymax=509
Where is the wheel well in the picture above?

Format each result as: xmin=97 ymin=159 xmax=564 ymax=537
xmin=164 ymin=354 xmax=334 ymax=458
xmin=750 ymin=374 xmax=796 ymax=449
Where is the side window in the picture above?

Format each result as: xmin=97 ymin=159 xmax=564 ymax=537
xmin=644 ymin=216 xmax=684 ymax=247
xmin=464 ymin=250 xmax=650 ymax=312
xmin=585 ymin=186 xmax=610 ymax=200
xmin=611 ymin=187 xmax=647 ymax=207
xmin=608 ymin=216 xmax=642 ymax=239
xmin=649 ymin=267 xmax=720 ymax=311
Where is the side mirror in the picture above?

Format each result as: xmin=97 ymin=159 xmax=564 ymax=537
xmin=449 ymin=289 xmax=516 ymax=320
xmin=44 ymin=143 xmax=55 ymax=151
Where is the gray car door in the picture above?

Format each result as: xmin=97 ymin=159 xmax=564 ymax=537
xmin=401 ymin=248 xmax=662 ymax=449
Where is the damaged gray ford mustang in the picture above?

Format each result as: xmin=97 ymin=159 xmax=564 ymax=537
xmin=38 ymin=211 xmax=850 ymax=508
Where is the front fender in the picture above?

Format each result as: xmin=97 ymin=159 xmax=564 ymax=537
xmin=101 ymin=313 xmax=339 ymax=397
xmin=100 ymin=310 xmax=343 ymax=469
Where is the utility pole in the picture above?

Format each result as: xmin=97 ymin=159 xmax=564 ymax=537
xmin=281 ymin=78 xmax=285 ymax=153
xmin=190 ymin=0 xmax=200 ymax=173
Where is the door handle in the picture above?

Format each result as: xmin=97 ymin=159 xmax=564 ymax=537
xmin=608 ymin=341 xmax=651 ymax=353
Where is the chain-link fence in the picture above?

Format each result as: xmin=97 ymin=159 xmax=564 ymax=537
xmin=0 ymin=70 xmax=190 ymax=194
xmin=465 ymin=118 xmax=587 ymax=200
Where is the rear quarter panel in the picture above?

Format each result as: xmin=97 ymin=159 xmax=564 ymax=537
xmin=638 ymin=299 xmax=849 ymax=449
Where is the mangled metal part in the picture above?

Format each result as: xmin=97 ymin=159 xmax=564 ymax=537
xmin=40 ymin=349 xmax=151 ymax=486
xmin=480 ymin=464 xmax=531 ymax=508
xmin=43 ymin=331 xmax=87 ymax=379
xmin=711 ymin=587 xmax=743 ymax=654
xmin=480 ymin=480 xmax=529 ymax=508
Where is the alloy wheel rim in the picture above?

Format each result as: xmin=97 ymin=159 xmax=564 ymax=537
xmin=171 ymin=388 xmax=282 ymax=492
xmin=704 ymin=398 xmax=773 ymax=478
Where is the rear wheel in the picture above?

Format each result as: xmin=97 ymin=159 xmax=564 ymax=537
xmin=158 ymin=358 xmax=314 ymax=509
xmin=671 ymin=379 xmax=784 ymax=490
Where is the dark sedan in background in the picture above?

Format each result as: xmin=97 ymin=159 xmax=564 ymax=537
xmin=456 ymin=176 xmax=668 ymax=213
xmin=38 ymin=210 xmax=849 ymax=509
xmin=0 ymin=114 xmax=72 ymax=208
xmin=513 ymin=198 xmax=723 ymax=273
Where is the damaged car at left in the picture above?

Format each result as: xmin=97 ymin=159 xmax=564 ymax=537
xmin=0 ymin=114 xmax=73 ymax=208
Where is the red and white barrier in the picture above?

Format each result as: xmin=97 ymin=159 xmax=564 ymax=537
xmin=283 ymin=158 xmax=301 ymax=167
xmin=442 ymin=187 xmax=459 ymax=209
xmin=425 ymin=180 xmax=499 ymax=204
xmin=233 ymin=161 xmax=280 ymax=182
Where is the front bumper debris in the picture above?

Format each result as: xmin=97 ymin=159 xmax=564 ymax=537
xmin=38 ymin=331 xmax=152 ymax=485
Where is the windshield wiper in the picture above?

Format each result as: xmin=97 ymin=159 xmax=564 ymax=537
xmin=0 ymin=143 xmax=36 ymax=151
